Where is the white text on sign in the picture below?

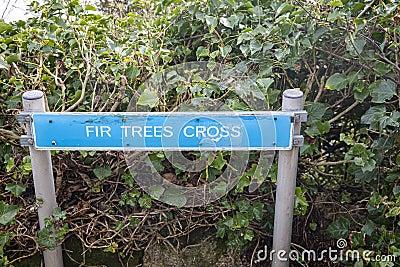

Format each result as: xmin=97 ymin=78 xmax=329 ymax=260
xmin=85 ymin=125 xmax=242 ymax=139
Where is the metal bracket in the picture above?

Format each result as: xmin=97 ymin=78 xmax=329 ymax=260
xmin=17 ymin=112 xmax=32 ymax=124
xmin=20 ymin=135 xmax=34 ymax=146
xmin=292 ymin=111 xmax=308 ymax=123
xmin=292 ymin=135 xmax=304 ymax=147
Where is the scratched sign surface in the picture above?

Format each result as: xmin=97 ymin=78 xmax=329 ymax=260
xmin=31 ymin=112 xmax=293 ymax=150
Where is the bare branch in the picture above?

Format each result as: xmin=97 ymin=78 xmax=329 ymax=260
xmin=329 ymin=100 xmax=360 ymax=124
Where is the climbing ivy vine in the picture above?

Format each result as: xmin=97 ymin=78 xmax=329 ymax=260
xmin=0 ymin=0 xmax=399 ymax=265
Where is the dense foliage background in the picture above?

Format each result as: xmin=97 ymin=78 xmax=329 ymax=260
xmin=0 ymin=0 xmax=399 ymax=266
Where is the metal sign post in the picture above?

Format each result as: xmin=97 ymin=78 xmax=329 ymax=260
xmin=18 ymin=89 xmax=306 ymax=266
xmin=272 ymin=89 xmax=304 ymax=267
xmin=20 ymin=91 xmax=64 ymax=267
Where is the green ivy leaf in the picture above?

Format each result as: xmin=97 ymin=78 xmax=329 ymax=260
xmin=234 ymin=212 xmax=249 ymax=228
xmin=53 ymin=207 xmax=67 ymax=221
xmin=5 ymin=183 xmax=26 ymax=197
xmin=346 ymin=36 xmax=366 ymax=54
xmin=355 ymin=168 xmax=377 ymax=184
xmin=137 ymin=89 xmax=159 ymax=108
xmin=267 ymin=89 xmax=280 ymax=104
xmin=361 ymin=106 xmax=386 ymax=125
xmin=309 ymin=222 xmax=317 ymax=231
xmin=129 ymin=217 xmax=139 ymax=227
xmin=0 ymin=233 xmax=12 ymax=246
xmin=210 ymin=50 xmax=219 ymax=59
xmin=354 ymin=157 xmax=364 ymax=166
xmin=0 ymin=22 xmax=13 ymax=34
xmin=220 ymin=14 xmax=240 ymax=29
xmin=162 ymin=188 xmax=186 ymax=208
xmin=252 ymin=202 xmax=264 ymax=221
xmin=210 ymin=152 xmax=226 ymax=170
xmin=386 ymin=207 xmax=400 ymax=217
xmin=361 ymin=158 xmax=376 ymax=173
xmin=138 ymin=194 xmax=152 ymax=209
xmin=196 ymin=46 xmax=209 ymax=58
xmin=369 ymin=80 xmax=396 ymax=103
xmin=5 ymin=54 xmax=20 ymax=64
xmin=220 ymin=45 xmax=232 ymax=58
xmin=326 ymin=217 xmax=350 ymax=239
xmin=93 ymin=166 xmax=112 ymax=181
xmin=0 ymin=56 xmax=9 ymax=69
xmin=220 ymin=17 xmax=233 ymax=29
xmin=373 ymin=61 xmax=391 ymax=75
xmin=126 ymin=65 xmax=140 ymax=80
xmin=216 ymin=221 xmax=226 ymax=238
xmin=36 ymin=231 xmax=57 ymax=250
xmin=361 ymin=219 xmax=375 ymax=236
xmin=223 ymin=216 xmax=234 ymax=228
xmin=294 ymin=187 xmax=308 ymax=215
xmin=275 ymin=2 xmax=294 ymax=17
xmin=103 ymin=242 xmax=118 ymax=253
xmin=312 ymin=27 xmax=328 ymax=43
xmin=85 ymin=4 xmax=97 ymax=11
xmin=205 ymin=15 xmax=217 ymax=33
xmin=257 ymin=78 xmax=274 ymax=91
xmin=149 ymin=185 xmax=165 ymax=200
xmin=237 ymin=200 xmax=250 ymax=214
xmin=325 ymin=73 xmax=348 ymax=90
xmin=305 ymin=120 xmax=330 ymax=137
xmin=253 ymin=25 xmax=267 ymax=35
xmin=353 ymin=82 xmax=369 ymax=102
xmin=5 ymin=158 xmax=14 ymax=172
xmin=328 ymin=0 xmax=344 ymax=7
xmin=212 ymin=181 xmax=228 ymax=196
xmin=243 ymin=229 xmax=254 ymax=241
xmin=249 ymin=40 xmax=262 ymax=55
xmin=235 ymin=176 xmax=250 ymax=193
xmin=0 ymin=202 xmax=20 ymax=225
xmin=237 ymin=32 xmax=252 ymax=45
xmin=360 ymin=106 xmax=397 ymax=130
xmin=305 ymin=102 xmax=328 ymax=122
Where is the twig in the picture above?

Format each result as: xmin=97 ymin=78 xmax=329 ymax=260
xmin=356 ymin=0 xmax=376 ymax=18
xmin=314 ymin=48 xmax=382 ymax=78
xmin=66 ymin=39 xmax=92 ymax=112
xmin=329 ymin=100 xmax=359 ymax=124
xmin=314 ymin=75 xmax=326 ymax=103
xmin=0 ymin=128 xmax=20 ymax=139
xmin=312 ymin=166 xmax=344 ymax=178
xmin=314 ymin=160 xmax=354 ymax=166
xmin=250 ymin=237 xmax=260 ymax=267
xmin=302 ymin=57 xmax=315 ymax=102
xmin=42 ymin=65 xmax=67 ymax=111
xmin=8 ymin=235 xmax=39 ymax=264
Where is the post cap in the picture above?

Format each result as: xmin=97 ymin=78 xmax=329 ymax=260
xmin=283 ymin=89 xmax=303 ymax=99
xmin=22 ymin=90 xmax=44 ymax=100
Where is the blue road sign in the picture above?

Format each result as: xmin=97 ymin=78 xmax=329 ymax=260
xmin=31 ymin=112 xmax=296 ymax=150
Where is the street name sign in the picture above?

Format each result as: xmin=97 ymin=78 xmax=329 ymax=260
xmin=27 ymin=111 xmax=301 ymax=151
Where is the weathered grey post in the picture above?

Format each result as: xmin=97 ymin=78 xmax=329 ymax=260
xmin=22 ymin=90 xmax=64 ymax=267
xmin=272 ymin=89 xmax=304 ymax=266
